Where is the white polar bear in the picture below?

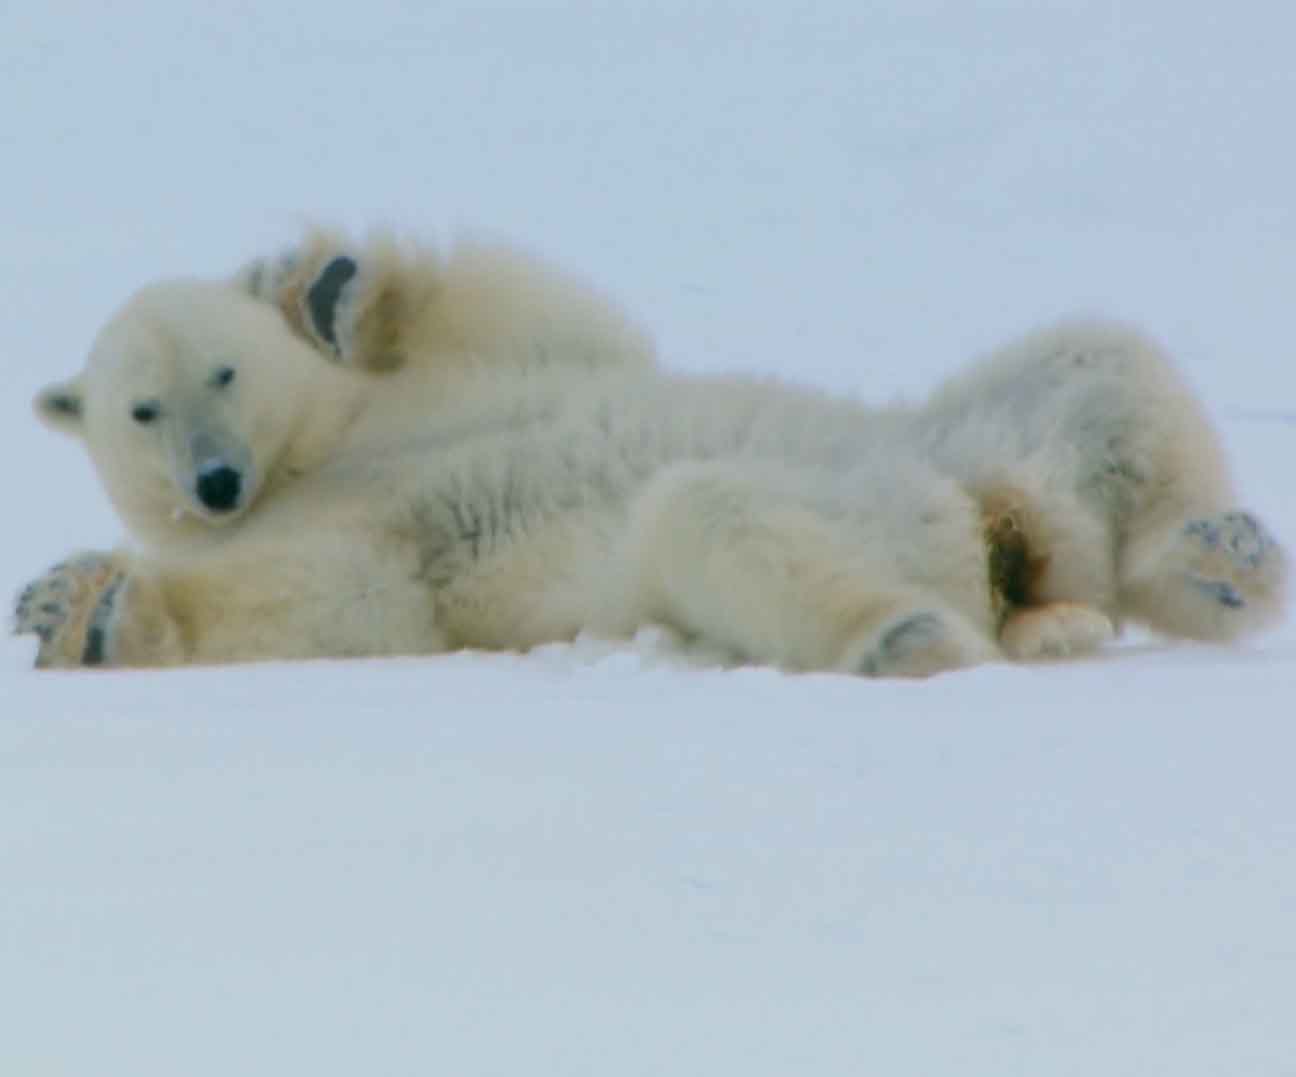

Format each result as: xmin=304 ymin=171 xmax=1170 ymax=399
xmin=14 ymin=231 xmax=1288 ymax=675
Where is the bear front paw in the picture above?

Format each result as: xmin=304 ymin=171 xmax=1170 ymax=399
xmin=235 ymin=235 xmax=405 ymax=372
xmin=14 ymin=553 xmax=130 ymax=669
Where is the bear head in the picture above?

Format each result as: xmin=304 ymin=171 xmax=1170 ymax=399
xmin=36 ymin=279 xmax=350 ymax=551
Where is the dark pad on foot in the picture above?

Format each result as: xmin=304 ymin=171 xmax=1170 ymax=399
xmin=858 ymin=611 xmax=945 ymax=676
xmin=306 ymin=255 xmax=358 ymax=352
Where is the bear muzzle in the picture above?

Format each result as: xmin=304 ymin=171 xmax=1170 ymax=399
xmin=195 ymin=459 xmax=244 ymax=514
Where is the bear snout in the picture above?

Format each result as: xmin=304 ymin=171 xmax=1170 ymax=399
xmin=195 ymin=463 xmax=243 ymax=513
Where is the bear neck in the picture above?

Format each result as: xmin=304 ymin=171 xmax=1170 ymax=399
xmin=271 ymin=365 xmax=371 ymax=489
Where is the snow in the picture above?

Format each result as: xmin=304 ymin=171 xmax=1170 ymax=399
xmin=2 ymin=2 xmax=1295 ymax=1074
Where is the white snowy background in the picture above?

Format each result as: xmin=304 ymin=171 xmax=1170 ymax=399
xmin=3 ymin=2 xmax=1295 ymax=1074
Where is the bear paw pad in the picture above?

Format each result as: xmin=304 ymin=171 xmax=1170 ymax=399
xmin=13 ymin=554 xmax=128 ymax=669
xmin=1183 ymin=512 xmax=1271 ymax=570
xmin=849 ymin=610 xmax=993 ymax=679
xmin=237 ymin=239 xmax=399 ymax=371
xmin=1178 ymin=511 xmax=1283 ymax=612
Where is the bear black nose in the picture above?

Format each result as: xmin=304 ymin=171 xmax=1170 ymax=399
xmin=196 ymin=465 xmax=242 ymax=513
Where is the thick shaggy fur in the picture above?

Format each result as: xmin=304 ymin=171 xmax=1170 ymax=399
xmin=16 ymin=232 xmax=1287 ymax=674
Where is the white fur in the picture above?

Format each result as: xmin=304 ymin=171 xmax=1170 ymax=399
xmin=23 ymin=234 xmax=1287 ymax=673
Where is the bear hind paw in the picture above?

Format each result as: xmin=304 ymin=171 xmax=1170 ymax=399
xmin=1173 ymin=510 xmax=1285 ymax=617
xmin=999 ymin=602 xmax=1115 ymax=661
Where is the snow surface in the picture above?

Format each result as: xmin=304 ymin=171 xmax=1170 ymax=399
xmin=3 ymin=2 xmax=1295 ymax=1074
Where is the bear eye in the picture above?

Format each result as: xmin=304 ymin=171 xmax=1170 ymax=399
xmin=212 ymin=366 xmax=236 ymax=388
xmin=131 ymin=401 xmax=161 ymax=425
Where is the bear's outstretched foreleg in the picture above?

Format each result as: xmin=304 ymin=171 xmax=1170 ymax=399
xmin=13 ymin=537 xmax=447 ymax=669
xmin=14 ymin=553 xmax=184 ymax=669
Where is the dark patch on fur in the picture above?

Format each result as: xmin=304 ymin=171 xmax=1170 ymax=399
xmin=45 ymin=392 xmax=82 ymax=419
xmin=878 ymin=612 xmax=943 ymax=655
xmin=1221 ymin=512 xmax=1268 ymax=567
xmin=82 ymin=624 xmax=106 ymax=666
xmin=977 ymin=483 xmax=1056 ymax=627
xmin=858 ymin=612 xmax=944 ymax=676
xmin=14 ymin=581 xmax=66 ymax=643
xmin=81 ymin=575 xmax=124 ymax=667
xmin=306 ymin=255 xmax=358 ymax=353
xmin=1102 ymin=456 xmax=1145 ymax=485
xmin=1189 ymin=576 xmax=1246 ymax=609
xmin=1186 ymin=512 xmax=1271 ymax=570
xmin=440 ymin=494 xmax=484 ymax=558
xmin=14 ymin=584 xmax=36 ymax=619
xmin=1184 ymin=518 xmax=1220 ymax=548
xmin=985 ymin=511 xmax=1036 ymax=613
xmin=400 ymin=499 xmax=465 ymax=589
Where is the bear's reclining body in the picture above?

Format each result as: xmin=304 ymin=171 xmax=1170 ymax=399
xmin=15 ymin=232 xmax=1286 ymax=675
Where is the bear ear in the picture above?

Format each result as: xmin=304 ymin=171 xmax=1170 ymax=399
xmin=34 ymin=379 xmax=85 ymax=435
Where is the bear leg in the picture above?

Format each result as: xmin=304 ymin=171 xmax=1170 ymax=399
xmin=619 ymin=461 xmax=1002 ymax=677
xmin=15 ymin=530 xmax=450 ymax=669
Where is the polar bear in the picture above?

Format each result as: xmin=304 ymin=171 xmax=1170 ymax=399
xmin=14 ymin=231 xmax=1288 ymax=675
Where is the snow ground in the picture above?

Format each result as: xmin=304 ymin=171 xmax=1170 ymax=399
xmin=2 ymin=2 xmax=1295 ymax=1074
